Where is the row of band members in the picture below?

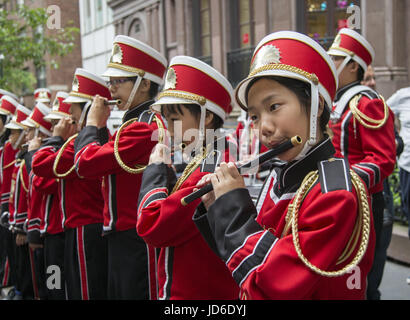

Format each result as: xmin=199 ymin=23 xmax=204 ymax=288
xmin=0 ymin=28 xmax=397 ymax=300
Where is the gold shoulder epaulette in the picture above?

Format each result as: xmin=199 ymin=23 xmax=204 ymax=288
xmin=114 ymin=114 xmax=165 ymax=174
xmin=349 ymin=94 xmax=389 ymax=130
xmin=284 ymin=170 xmax=371 ymax=277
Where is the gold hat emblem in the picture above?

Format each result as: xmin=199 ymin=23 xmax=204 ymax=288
xmin=250 ymin=45 xmax=281 ymax=74
xmin=332 ymin=34 xmax=341 ymax=48
xmin=72 ymin=76 xmax=79 ymax=92
xmin=38 ymin=91 xmax=49 ymax=99
xmin=110 ymin=43 xmax=123 ymax=64
xmin=164 ymin=67 xmax=177 ymax=90
xmin=52 ymin=97 xmax=59 ymax=111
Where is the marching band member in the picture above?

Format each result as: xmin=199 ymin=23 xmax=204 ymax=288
xmin=0 ymin=93 xmax=19 ymax=291
xmin=74 ymin=36 xmax=167 ymax=300
xmin=31 ymin=69 xmax=111 ymax=300
xmin=327 ymin=28 xmax=396 ymax=300
xmin=136 ymin=56 xmax=239 ymax=300
xmin=26 ymin=91 xmax=71 ymax=299
xmin=21 ymin=101 xmax=53 ymax=300
xmin=6 ymin=104 xmax=34 ymax=300
xmin=193 ymin=31 xmax=376 ymax=299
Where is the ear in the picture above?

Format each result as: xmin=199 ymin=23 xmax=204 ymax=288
xmin=349 ymin=61 xmax=360 ymax=74
xmin=317 ymin=95 xmax=325 ymax=118
xmin=204 ymin=110 xmax=214 ymax=129
xmin=139 ymin=79 xmax=151 ymax=93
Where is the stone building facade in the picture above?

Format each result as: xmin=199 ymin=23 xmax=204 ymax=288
xmin=108 ymin=0 xmax=410 ymax=124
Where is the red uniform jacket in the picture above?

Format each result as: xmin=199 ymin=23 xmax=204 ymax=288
xmin=137 ymin=139 xmax=240 ymax=300
xmin=74 ymin=101 xmax=163 ymax=234
xmin=0 ymin=142 xmax=19 ymax=214
xmin=329 ymin=83 xmax=396 ymax=194
xmin=25 ymin=150 xmax=63 ymax=243
xmin=9 ymin=157 xmax=29 ymax=232
xmin=194 ymin=137 xmax=376 ymax=300
xmin=31 ymin=136 xmax=104 ymax=229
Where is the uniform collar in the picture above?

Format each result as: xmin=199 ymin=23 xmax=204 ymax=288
xmin=122 ymin=99 xmax=155 ymax=123
xmin=275 ymin=135 xmax=335 ymax=195
xmin=335 ymin=81 xmax=361 ymax=102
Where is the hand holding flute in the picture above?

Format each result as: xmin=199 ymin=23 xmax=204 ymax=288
xmin=182 ymin=136 xmax=302 ymax=206
xmin=86 ymin=95 xmax=116 ymax=128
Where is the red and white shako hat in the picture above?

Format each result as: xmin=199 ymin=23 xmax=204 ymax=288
xmin=103 ymin=36 xmax=168 ymax=110
xmin=34 ymin=88 xmax=52 ymax=103
xmin=151 ymin=56 xmax=233 ymax=143
xmin=0 ymin=89 xmax=19 ymax=102
xmin=103 ymin=35 xmax=168 ymax=85
xmin=327 ymin=28 xmax=375 ymax=75
xmin=21 ymin=102 xmax=53 ymax=136
xmin=152 ymin=56 xmax=233 ymax=121
xmin=5 ymin=104 xmax=32 ymax=130
xmin=64 ymin=68 xmax=112 ymax=126
xmin=0 ymin=95 xmax=20 ymax=116
xmin=235 ymin=31 xmax=338 ymax=150
xmin=64 ymin=68 xmax=111 ymax=104
xmin=44 ymin=91 xmax=71 ymax=121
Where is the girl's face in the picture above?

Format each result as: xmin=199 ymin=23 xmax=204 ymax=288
xmin=162 ymin=104 xmax=200 ymax=148
xmin=108 ymin=77 xmax=149 ymax=111
xmin=9 ymin=129 xmax=23 ymax=148
xmin=247 ymin=78 xmax=311 ymax=162
xmin=0 ymin=117 xmax=4 ymax=134
xmin=25 ymin=127 xmax=36 ymax=143
xmin=69 ymin=103 xmax=84 ymax=131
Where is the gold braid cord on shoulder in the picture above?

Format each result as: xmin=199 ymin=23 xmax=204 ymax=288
xmin=349 ymin=94 xmax=389 ymax=130
xmin=287 ymin=170 xmax=371 ymax=277
xmin=114 ymin=114 xmax=165 ymax=174
xmin=18 ymin=160 xmax=28 ymax=193
xmin=53 ymin=134 xmax=79 ymax=179
xmin=170 ymin=148 xmax=207 ymax=195
xmin=3 ymin=159 xmax=16 ymax=170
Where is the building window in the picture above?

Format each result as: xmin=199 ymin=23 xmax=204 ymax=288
xmin=128 ymin=18 xmax=145 ymax=41
xmin=95 ymin=0 xmax=104 ymax=29
xmin=298 ymin=0 xmax=361 ymax=49
xmin=227 ymin=0 xmax=254 ymax=88
xmin=192 ymin=0 xmax=212 ymax=65
xmin=36 ymin=65 xmax=46 ymax=88
xmin=238 ymin=0 xmax=252 ymax=49
xmin=84 ymin=0 xmax=92 ymax=33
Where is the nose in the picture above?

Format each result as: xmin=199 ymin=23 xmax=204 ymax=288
xmin=260 ymin=115 xmax=275 ymax=140
xmin=109 ymin=85 xmax=116 ymax=95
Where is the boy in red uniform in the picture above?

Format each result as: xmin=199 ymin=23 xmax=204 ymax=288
xmin=22 ymin=101 xmax=53 ymax=299
xmin=26 ymin=91 xmax=71 ymax=299
xmin=31 ymin=69 xmax=112 ymax=300
xmin=0 ymin=93 xmax=19 ymax=292
xmin=5 ymin=104 xmax=34 ymax=299
xmin=327 ymin=28 xmax=396 ymax=299
xmin=74 ymin=36 xmax=167 ymax=299
xmin=194 ymin=31 xmax=376 ymax=300
xmin=136 ymin=56 xmax=239 ymax=299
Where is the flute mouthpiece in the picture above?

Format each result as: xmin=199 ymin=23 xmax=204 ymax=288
xmin=291 ymin=135 xmax=302 ymax=146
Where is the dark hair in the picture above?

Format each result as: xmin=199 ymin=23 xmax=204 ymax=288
xmin=347 ymin=60 xmax=364 ymax=82
xmin=245 ymin=76 xmax=330 ymax=133
xmin=161 ymin=103 xmax=224 ymax=130
xmin=148 ymin=81 xmax=160 ymax=100
xmin=0 ymin=128 xmax=11 ymax=146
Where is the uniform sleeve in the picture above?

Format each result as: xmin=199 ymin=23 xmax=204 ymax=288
xmin=195 ymin=186 xmax=360 ymax=299
xmin=14 ymin=163 xmax=29 ymax=233
xmin=31 ymin=136 xmax=66 ymax=179
xmin=136 ymin=163 xmax=208 ymax=248
xmin=26 ymin=172 xmax=42 ymax=244
xmin=351 ymin=97 xmax=396 ymax=191
xmin=32 ymin=136 xmax=80 ymax=181
xmin=74 ymin=121 xmax=158 ymax=178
